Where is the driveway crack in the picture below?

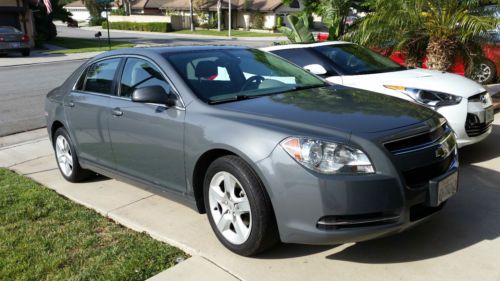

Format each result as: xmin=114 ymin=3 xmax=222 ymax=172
xmin=106 ymin=194 xmax=155 ymax=215
xmin=7 ymin=154 xmax=53 ymax=169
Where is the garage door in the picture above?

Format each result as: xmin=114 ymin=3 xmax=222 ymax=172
xmin=0 ymin=13 xmax=21 ymax=29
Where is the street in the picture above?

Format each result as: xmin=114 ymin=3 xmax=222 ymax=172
xmin=0 ymin=60 xmax=85 ymax=136
xmin=57 ymin=25 xmax=275 ymax=48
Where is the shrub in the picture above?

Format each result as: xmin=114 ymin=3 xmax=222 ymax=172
xmin=102 ymin=22 xmax=173 ymax=32
xmin=89 ymin=17 xmax=106 ymax=26
xmin=251 ymin=12 xmax=265 ymax=29
xmin=276 ymin=16 xmax=283 ymax=28
xmin=110 ymin=7 xmax=127 ymax=16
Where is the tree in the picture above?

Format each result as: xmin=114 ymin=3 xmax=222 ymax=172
xmin=351 ymin=0 xmax=498 ymax=71
xmin=283 ymin=0 xmax=367 ymax=39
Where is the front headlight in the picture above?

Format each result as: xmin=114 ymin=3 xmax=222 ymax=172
xmin=384 ymin=86 xmax=462 ymax=107
xmin=280 ymin=137 xmax=375 ymax=174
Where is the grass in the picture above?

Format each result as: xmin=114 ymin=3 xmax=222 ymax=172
xmin=173 ymin=29 xmax=282 ymax=37
xmin=0 ymin=168 xmax=187 ymax=281
xmin=47 ymin=37 xmax=134 ymax=54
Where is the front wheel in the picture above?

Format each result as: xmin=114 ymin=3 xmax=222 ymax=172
xmin=204 ymin=156 xmax=279 ymax=256
xmin=471 ymin=59 xmax=497 ymax=84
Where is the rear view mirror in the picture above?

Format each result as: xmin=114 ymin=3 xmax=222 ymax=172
xmin=131 ymin=86 xmax=177 ymax=107
xmin=304 ymin=64 xmax=327 ymax=75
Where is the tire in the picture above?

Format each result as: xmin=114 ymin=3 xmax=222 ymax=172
xmin=203 ymin=155 xmax=279 ymax=256
xmin=21 ymin=49 xmax=30 ymax=57
xmin=471 ymin=59 xmax=497 ymax=84
xmin=53 ymin=127 xmax=93 ymax=182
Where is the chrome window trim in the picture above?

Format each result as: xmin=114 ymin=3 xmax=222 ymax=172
xmin=71 ymin=54 xmax=186 ymax=110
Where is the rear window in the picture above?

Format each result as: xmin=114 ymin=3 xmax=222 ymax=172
xmin=0 ymin=26 xmax=20 ymax=33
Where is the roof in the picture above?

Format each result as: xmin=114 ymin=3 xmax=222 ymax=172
xmin=91 ymin=45 xmax=249 ymax=61
xmin=260 ymin=41 xmax=352 ymax=52
xmin=144 ymin=0 xmax=283 ymax=11
xmin=64 ymin=0 xmax=117 ymax=8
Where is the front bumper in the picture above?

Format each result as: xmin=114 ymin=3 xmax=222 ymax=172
xmin=256 ymin=135 xmax=458 ymax=245
xmin=437 ymin=93 xmax=493 ymax=148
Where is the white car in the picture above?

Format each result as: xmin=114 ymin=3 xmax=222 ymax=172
xmin=262 ymin=42 xmax=495 ymax=147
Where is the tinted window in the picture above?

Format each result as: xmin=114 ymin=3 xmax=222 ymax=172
xmin=120 ymin=58 xmax=172 ymax=98
xmin=82 ymin=58 xmax=121 ymax=95
xmin=313 ymin=44 xmax=405 ymax=75
xmin=271 ymin=49 xmax=339 ymax=76
xmin=164 ymin=49 xmax=325 ymax=103
xmin=0 ymin=26 xmax=19 ymax=33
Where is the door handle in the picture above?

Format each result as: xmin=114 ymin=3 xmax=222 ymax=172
xmin=112 ymin=108 xmax=123 ymax=117
xmin=66 ymin=101 xmax=75 ymax=108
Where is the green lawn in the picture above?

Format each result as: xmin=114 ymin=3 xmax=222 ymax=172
xmin=47 ymin=37 xmax=134 ymax=54
xmin=0 ymin=168 xmax=187 ymax=281
xmin=173 ymin=29 xmax=282 ymax=37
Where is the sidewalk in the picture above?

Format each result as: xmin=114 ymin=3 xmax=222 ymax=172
xmin=1 ymin=116 xmax=500 ymax=281
xmin=0 ymin=51 xmax=100 ymax=67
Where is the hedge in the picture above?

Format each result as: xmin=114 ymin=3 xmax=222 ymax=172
xmin=102 ymin=22 xmax=172 ymax=33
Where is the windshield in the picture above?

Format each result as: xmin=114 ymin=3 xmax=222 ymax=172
xmin=164 ymin=48 xmax=326 ymax=103
xmin=313 ymin=44 xmax=405 ymax=75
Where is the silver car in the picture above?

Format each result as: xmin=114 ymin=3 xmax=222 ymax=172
xmin=0 ymin=26 xmax=30 ymax=57
xmin=45 ymin=46 xmax=458 ymax=256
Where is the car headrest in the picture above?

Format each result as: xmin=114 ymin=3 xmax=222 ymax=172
xmin=195 ymin=61 xmax=218 ymax=79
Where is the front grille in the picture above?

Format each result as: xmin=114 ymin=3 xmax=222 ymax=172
xmin=402 ymin=151 xmax=455 ymax=189
xmin=465 ymin=113 xmax=492 ymax=137
xmin=384 ymin=122 xmax=447 ymax=154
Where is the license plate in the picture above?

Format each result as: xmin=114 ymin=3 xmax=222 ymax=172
xmin=10 ymin=42 xmax=20 ymax=48
xmin=437 ymin=172 xmax=458 ymax=205
xmin=485 ymin=107 xmax=494 ymax=124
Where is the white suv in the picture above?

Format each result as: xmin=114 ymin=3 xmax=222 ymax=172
xmin=262 ymin=42 xmax=494 ymax=147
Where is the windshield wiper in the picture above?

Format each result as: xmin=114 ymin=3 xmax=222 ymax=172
xmin=208 ymin=95 xmax=257 ymax=105
xmin=289 ymin=84 xmax=327 ymax=92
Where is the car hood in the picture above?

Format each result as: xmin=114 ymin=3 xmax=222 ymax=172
xmin=215 ymin=85 xmax=436 ymax=134
xmin=342 ymin=69 xmax=486 ymax=98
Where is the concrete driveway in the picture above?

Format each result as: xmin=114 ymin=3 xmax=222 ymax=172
xmin=1 ymin=115 xmax=499 ymax=281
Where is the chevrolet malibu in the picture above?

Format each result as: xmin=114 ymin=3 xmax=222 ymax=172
xmin=45 ymin=46 xmax=459 ymax=256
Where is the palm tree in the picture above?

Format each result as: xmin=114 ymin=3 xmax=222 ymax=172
xmin=350 ymin=0 xmax=497 ymax=71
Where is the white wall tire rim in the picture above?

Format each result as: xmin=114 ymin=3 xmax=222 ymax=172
xmin=208 ymin=171 xmax=252 ymax=245
xmin=55 ymin=135 xmax=73 ymax=177
xmin=472 ymin=63 xmax=492 ymax=83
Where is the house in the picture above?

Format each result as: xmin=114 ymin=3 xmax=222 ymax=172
xmin=63 ymin=0 xmax=119 ymax=22
xmin=131 ymin=0 xmax=304 ymax=30
xmin=0 ymin=0 xmax=35 ymax=45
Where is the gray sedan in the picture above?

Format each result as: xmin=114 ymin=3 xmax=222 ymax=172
xmin=0 ymin=26 xmax=30 ymax=56
xmin=45 ymin=46 xmax=458 ymax=256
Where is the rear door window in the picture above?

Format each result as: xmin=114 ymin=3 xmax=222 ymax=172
xmin=81 ymin=58 xmax=121 ymax=95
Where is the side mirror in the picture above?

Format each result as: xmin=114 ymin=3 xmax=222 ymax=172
xmin=131 ymin=85 xmax=178 ymax=107
xmin=304 ymin=64 xmax=327 ymax=75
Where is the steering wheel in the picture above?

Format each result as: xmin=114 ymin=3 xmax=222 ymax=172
xmin=240 ymin=75 xmax=265 ymax=91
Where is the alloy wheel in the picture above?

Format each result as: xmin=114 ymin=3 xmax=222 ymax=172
xmin=55 ymin=135 xmax=73 ymax=177
xmin=208 ymin=171 xmax=252 ymax=245
xmin=471 ymin=63 xmax=492 ymax=83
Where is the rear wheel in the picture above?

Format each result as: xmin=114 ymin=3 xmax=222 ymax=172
xmin=53 ymin=127 xmax=92 ymax=182
xmin=204 ymin=156 xmax=279 ymax=256
xmin=471 ymin=59 xmax=497 ymax=84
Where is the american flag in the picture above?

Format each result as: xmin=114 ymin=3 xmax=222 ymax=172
xmin=43 ymin=0 xmax=52 ymax=14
